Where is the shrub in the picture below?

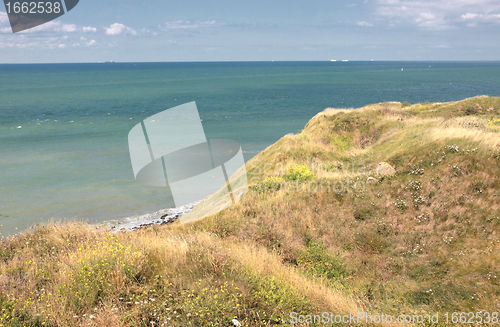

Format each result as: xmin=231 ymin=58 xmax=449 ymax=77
xmin=181 ymin=280 xmax=246 ymax=326
xmin=328 ymin=134 xmax=353 ymax=151
xmin=488 ymin=119 xmax=500 ymax=129
xmin=409 ymin=289 xmax=433 ymax=305
xmin=355 ymin=232 xmax=388 ymax=253
xmin=472 ymin=179 xmax=487 ymax=194
xmin=394 ymin=198 xmax=407 ymax=212
xmin=261 ymin=176 xmax=284 ymax=192
xmin=321 ymin=162 xmax=339 ymax=173
xmin=283 ymin=164 xmax=313 ymax=183
xmin=408 ymin=180 xmax=422 ymax=192
xmin=297 ymin=242 xmax=347 ymax=280
xmin=353 ymin=208 xmax=372 ymax=221
xmin=463 ymin=105 xmax=478 ymax=115
xmin=242 ymin=268 xmax=313 ymax=314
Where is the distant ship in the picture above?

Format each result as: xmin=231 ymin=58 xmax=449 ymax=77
xmin=331 ymin=59 xmax=337 ymax=62
xmin=342 ymin=60 xmax=349 ymax=62
xmin=98 ymin=61 xmax=116 ymax=64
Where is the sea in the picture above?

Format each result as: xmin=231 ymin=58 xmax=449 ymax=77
xmin=1 ymin=61 xmax=499 ymax=236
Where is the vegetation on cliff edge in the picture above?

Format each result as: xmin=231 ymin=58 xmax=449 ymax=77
xmin=1 ymin=96 xmax=500 ymax=326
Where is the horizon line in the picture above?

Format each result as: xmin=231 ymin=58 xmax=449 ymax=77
xmin=1 ymin=59 xmax=500 ymax=65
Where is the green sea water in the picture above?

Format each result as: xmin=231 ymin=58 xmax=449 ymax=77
xmin=1 ymin=61 xmax=499 ymax=236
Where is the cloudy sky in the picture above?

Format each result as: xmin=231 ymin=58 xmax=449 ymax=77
xmin=1 ymin=0 xmax=500 ymax=63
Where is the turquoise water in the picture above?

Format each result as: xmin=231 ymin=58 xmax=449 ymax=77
xmin=1 ymin=61 xmax=499 ymax=236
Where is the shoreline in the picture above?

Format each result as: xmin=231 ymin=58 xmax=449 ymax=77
xmin=106 ymin=203 xmax=197 ymax=232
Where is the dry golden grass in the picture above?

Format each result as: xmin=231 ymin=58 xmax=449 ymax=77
xmin=428 ymin=127 xmax=500 ymax=149
xmin=227 ymin=241 xmax=362 ymax=315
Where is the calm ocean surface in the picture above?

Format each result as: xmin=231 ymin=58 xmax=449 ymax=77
xmin=1 ymin=61 xmax=499 ymax=236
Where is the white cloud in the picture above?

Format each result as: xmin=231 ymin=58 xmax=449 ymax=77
xmin=460 ymin=12 xmax=500 ymax=23
xmin=104 ymin=23 xmax=137 ymax=35
xmin=418 ymin=13 xmax=436 ymax=21
xmin=158 ymin=20 xmax=222 ymax=31
xmin=0 ymin=14 xmax=99 ymax=50
xmin=462 ymin=13 xmax=479 ymax=20
xmin=0 ymin=11 xmax=8 ymax=23
xmin=0 ymin=11 xmax=11 ymax=33
xmin=0 ymin=36 xmax=69 ymax=49
xmin=357 ymin=21 xmax=374 ymax=27
xmin=61 ymin=24 xmax=77 ymax=32
xmin=12 ymin=21 xmax=80 ymax=34
xmin=374 ymin=0 xmax=500 ymax=30
xmin=83 ymin=26 xmax=97 ymax=33
xmin=0 ymin=16 xmax=94 ymax=35
xmin=24 ymin=21 xmax=59 ymax=33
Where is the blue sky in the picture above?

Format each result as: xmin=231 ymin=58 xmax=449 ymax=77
xmin=1 ymin=0 xmax=500 ymax=63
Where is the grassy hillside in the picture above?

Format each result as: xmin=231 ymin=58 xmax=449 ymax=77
xmin=1 ymin=96 xmax=500 ymax=326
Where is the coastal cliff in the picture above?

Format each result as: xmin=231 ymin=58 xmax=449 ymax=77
xmin=1 ymin=96 xmax=499 ymax=326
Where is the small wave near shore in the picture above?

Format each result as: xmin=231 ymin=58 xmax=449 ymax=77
xmin=106 ymin=203 xmax=198 ymax=232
